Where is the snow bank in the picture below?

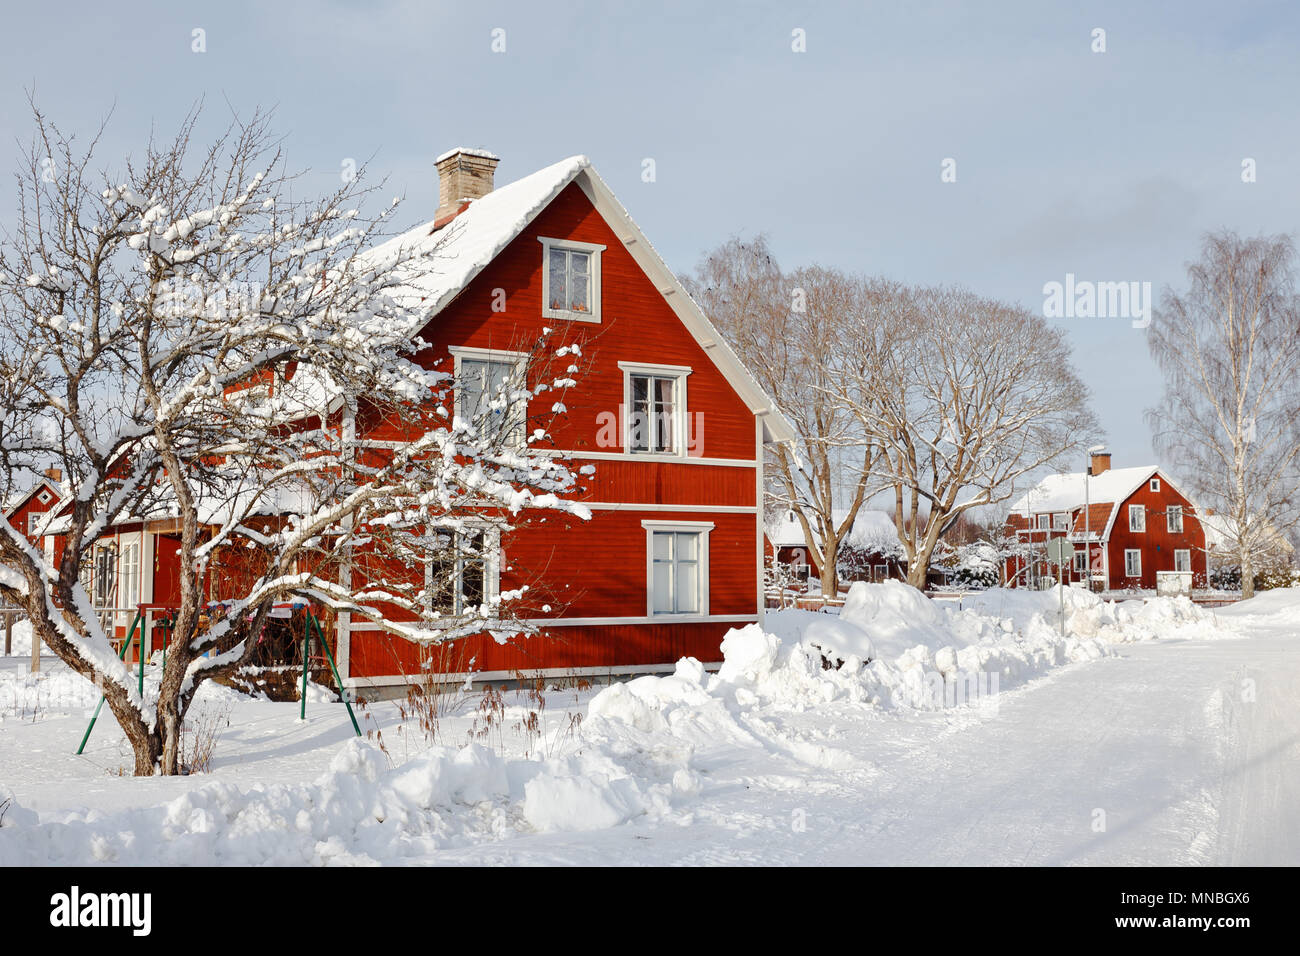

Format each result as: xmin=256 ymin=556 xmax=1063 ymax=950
xmin=593 ymin=583 xmax=1232 ymax=720
xmin=0 ymin=737 xmax=673 ymax=865
xmin=0 ymin=583 xmax=1237 ymax=864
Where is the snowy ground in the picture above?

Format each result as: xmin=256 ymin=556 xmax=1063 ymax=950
xmin=1 ymin=584 xmax=1296 ymax=866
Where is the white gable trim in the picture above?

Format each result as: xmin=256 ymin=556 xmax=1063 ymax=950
xmin=572 ymin=169 xmax=796 ymax=444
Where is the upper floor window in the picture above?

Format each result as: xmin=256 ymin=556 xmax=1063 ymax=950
xmin=1053 ymin=512 xmax=1070 ymax=530
xmin=450 ymin=347 xmax=528 ymax=450
xmin=1036 ymin=515 xmax=1050 ymax=530
xmin=1167 ymin=505 xmax=1183 ymax=534
xmin=539 ymin=237 xmax=604 ymax=323
xmin=1150 ymin=478 xmax=1161 ymax=492
xmin=620 ymin=362 xmax=691 ymax=456
xmin=1129 ymin=504 xmax=1146 ymax=532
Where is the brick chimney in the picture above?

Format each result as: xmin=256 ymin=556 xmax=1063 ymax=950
xmin=1089 ymin=451 xmax=1111 ymax=476
xmin=434 ymin=148 xmax=500 ymax=222
xmin=44 ymin=467 xmax=62 ymax=483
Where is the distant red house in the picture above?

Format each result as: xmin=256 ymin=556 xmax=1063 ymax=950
xmin=3 ymin=471 xmax=65 ymax=550
xmin=1004 ymin=452 xmax=1208 ymax=591
xmin=38 ymin=149 xmax=797 ymax=690
xmin=765 ymin=508 xmax=908 ymax=586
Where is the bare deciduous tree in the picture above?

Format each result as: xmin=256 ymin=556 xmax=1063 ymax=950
xmin=833 ymin=285 xmax=1100 ymax=587
xmin=0 ymin=105 xmax=585 ymax=775
xmin=684 ymin=238 xmax=877 ymax=596
xmin=1147 ymin=230 xmax=1300 ymax=599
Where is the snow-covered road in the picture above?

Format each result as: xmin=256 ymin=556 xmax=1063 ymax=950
xmin=2 ymin=589 xmax=1297 ymax=866
xmin=426 ymin=612 xmax=1300 ymax=866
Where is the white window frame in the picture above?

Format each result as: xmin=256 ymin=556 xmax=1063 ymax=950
xmin=37 ymin=489 xmax=51 ymax=504
xmin=1129 ymin=504 xmax=1146 ymax=532
xmin=421 ymin=524 xmax=501 ymax=617
xmin=1035 ymin=515 xmax=1050 ymax=530
xmin=539 ymin=236 xmax=605 ymax=323
xmin=449 ymin=346 xmax=529 ymax=450
xmin=1150 ymin=478 xmax=1161 ymax=492
xmin=1167 ymin=505 xmax=1183 ymax=534
xmin=118 ymin=537 xmax=141 ymax=610
xmin=1053 ymin=512 xmax=1069 ymax=530
xmin=642 ymin=520 xmax=712 ymax=618
xmin=1124 ymin=549 xmax=1142 ymax=578
xmin=620 ymin=362 xmax=692 ymax=457
xmin=1073 ymin=549 xmax=1087 ymax=574
xmin=1174 ymin=549 xmax=1191 ymax=573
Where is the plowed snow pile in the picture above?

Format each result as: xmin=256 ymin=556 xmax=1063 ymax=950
xmin=0 ymin=583 xmax=1233 ymax=864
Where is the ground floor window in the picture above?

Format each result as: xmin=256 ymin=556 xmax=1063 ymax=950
xmin=422 ymin=527 xmax=496 ymax=616
xmin=1174 ymin=549 xmax=1191 ymax=573
xmin=642 ymin=520 xmax=712 ymax=616
xmin=1124 ymin=549 xmax=1142 ymax=578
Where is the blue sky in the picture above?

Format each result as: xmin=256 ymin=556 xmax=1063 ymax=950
xmin=4 ymin=0 xmax=1298 ymax=483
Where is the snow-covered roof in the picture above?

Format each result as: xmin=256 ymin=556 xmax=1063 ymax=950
xmin=767 ymin=508 xmax=900 ymax=553
xmin=365 ymin=156 xmax=591 ymax=329
xmin=2 ymin=477 xmax=65 ymax=519
xmin=361 ymin=154 xmax=797 ymax=445
xmin=1010 ymin=466 xmax=1158 ymax=515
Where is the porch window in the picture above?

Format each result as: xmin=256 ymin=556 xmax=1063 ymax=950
xmin=119 ymin=541 xmax=140 ymax=610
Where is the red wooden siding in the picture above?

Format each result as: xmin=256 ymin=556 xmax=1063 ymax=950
xmin=1106 ymin=476 xmax=1207 ymax=589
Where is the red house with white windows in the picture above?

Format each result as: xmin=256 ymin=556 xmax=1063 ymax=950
xmin=1004 ymin=452 xmax=1208 ymax=592
xmin=343 ymin=148 xmax=796 ymax=688
xmin=36 ymin=149 xmax=794 ymax=689
xmin=3 ymin=471 xmax=65 ymax=546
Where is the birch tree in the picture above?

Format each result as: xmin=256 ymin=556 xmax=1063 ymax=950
xmin=1147 ymin=231 xmax=1300 ymax=599
xmin=0 ymin=106 xmax=586 ymax=775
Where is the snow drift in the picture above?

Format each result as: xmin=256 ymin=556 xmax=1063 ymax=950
xmin=0 ymin=583 xmax=1234 ymax=864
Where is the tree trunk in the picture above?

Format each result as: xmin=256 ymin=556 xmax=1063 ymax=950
xmin=1241 ymin=549 xmax=1255 ymax=600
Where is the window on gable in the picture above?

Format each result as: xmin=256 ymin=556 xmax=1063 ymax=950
xmin=1124 ymin=549 xmax=1142 ymax=577
xmin=1129 ymin=504 xmax=1146 ymax=532
xmin=1150 ymin=478 xmax=1161 ymax=492
xmin=37 ymin=490 xmax=51 ymax=504
xmin=1167 ymin=505 xmax=1183 ymax=533
xmin=622 ymin=363 xmax=690 ymax=456
xmin=540 ymin=237 xmax=604 ymax=323
xmin=643 ymin=521 xmax=712 ymax=616
xmin=453 ymin=350 xmax=527 ymax=450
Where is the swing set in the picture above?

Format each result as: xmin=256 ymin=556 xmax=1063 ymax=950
xmin=77 ymin=601 xmax=360 ymax=755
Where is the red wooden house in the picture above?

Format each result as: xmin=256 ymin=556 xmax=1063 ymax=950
xmin=3 ymin=470 xmax=65 ymax=548
xmin=38 ymin=149 xmax=795 ymax=689
xmin=1004 ymin=452 xmax=1208 ymax=592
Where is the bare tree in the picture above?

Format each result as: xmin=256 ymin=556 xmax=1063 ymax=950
xmin=0 ymin=105 xmax=586 ymax=775
xmin=1148 ymin=231 xmax=1300 ymax=599
xmin=684 ymin=238 xmax=877 ymax=595
xmin=833 ymin=285 xmax=1100 ymax=587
